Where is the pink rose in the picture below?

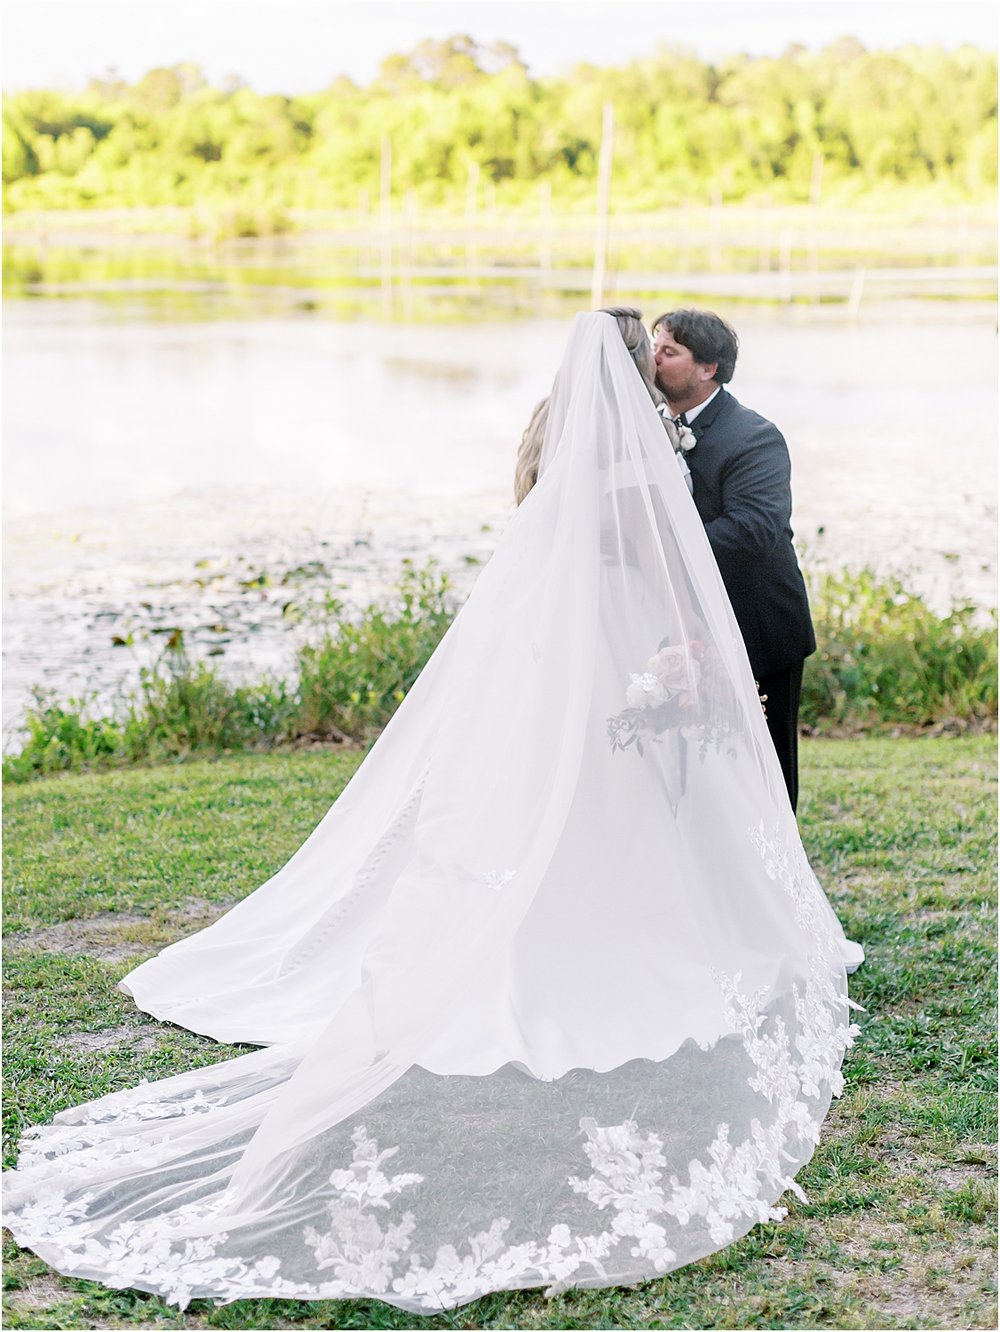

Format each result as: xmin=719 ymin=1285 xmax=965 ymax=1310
xmin=649 ymin=647 xmax=700 ymax=694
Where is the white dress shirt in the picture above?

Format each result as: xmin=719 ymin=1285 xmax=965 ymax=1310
xmin=680 ymin=386 xmax=721 ymax=425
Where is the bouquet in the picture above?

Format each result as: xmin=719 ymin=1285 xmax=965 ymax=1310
xmin=608 ymin=639 xmax=740 ymax=758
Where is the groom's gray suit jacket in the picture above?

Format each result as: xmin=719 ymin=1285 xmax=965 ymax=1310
xmin=685 ymin=388 xmax=816 ymax=679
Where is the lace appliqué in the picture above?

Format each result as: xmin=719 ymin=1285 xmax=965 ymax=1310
xmin=8 ymin=954 xmax=861 ymax=1310
xmin=749 ymin=820 xmax=838 ymax=952
xmin=683 ymin=963 xmax=863 ymax=1241
xmin=565 ymin=959 xmax=861 ymax=1257
xmin=303 ymin=1127 xmax=422 ymax=1293
xmin=17 ymin=1129 xmax=174 ymax=1185
xmin=481 ymin=869 xmax=517 ymax=891
xmin=78 ymin=1083 xmax=212 ymax=1126
xmin=8 ymin=1186 xmax=296 ymax=1309
xmin=17 ymin=1083 xmax=217 ymax=1182
xmin=9 ymin=1012 xmax=856 ymax=1315
xmin=306 ymin=1129 xmax=615 ymax=1305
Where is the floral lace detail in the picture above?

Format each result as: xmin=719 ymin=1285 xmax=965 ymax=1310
xmin=8 ymin=1034 xmax=854 ymax=1313
xmin=749 ymin=820 xmax=838 ymax=952
xmin=568 ymin=1118 xmax=676 ymax=1269
xmin=610 ymin=963 xmax=862 ymax=1248
xmin=710 ymin=961 xmax=862 ymax=1175
xmin=309 ymin=1127 xmax=615 ymax=1305
xmin=569 ymin=1107 xmax=799 ymax=1255
xmin=396 ymin=1216 xmax=614 ymax=1304
xmin=303 ymin=1127 xmax=423 ymax=1292
xmin=481 ymin=869 xmax=517 ymax=891
xmin=17 ymin=1081 xmax=215 ymax=1137
xmin=67 ymin=1223 xmax=293 ymax=1309
xmin=9 ymin=1125 xmax=612 ymax=1309
xmin=18 ymin=1126 xmax=175 ymax=1183
xmin=9 ymin=1186 xmax=300 ymax=1308
xmin=664 ymin=1119 xmax=798 ymax=1242
xmin=6 ymin=1188 xmax=96 ymax=1245
xmin=20 ymin=1123 xmax=120 ymax=1167
xmin=7 ymin=968 xmax=860 ymax=1311
xmin=15 ymin=1079 xmax=245 ymax=1192
xmin=76 ymin=1084 xmax=213 ymax=1126
xmin=719 ymin=963 xmax=859 ymax=1102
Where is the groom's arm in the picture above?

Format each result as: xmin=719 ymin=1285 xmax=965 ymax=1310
xmin=702 ymin=422 xmax=792 ymax=578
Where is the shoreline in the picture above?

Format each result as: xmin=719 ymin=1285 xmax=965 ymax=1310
xmin=3 ymin=481 xmax=996 ymax=754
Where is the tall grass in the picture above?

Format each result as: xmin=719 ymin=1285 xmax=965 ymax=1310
xmin=803 ymin=569 xmax=997 ymax=730
xmin=295 ymin=561 xmax=454 ymax=743
xmin=3 ymin=565 xmax=995 ymax=783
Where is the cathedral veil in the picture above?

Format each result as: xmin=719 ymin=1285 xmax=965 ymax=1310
xmin=6 ymin=313 xmax=860 ymax=1312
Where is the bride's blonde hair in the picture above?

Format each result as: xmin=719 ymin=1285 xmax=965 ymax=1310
xmin=513 ymin=307 xmax=664 ymax=505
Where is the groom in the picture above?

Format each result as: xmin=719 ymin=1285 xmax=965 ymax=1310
xmin=651 ymin=308 xmax=815 ymax=811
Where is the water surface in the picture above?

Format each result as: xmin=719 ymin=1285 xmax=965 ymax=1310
xmin=4 ymin=291 xmax=995 ymax=745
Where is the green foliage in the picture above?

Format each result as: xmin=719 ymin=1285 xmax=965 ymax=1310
xmin=3 ymin=564 xmax=456 ymax=783
xmin=296 ymin=561 xmax=453 ymax=743
xmin=2 ymin=38 xmax=996 ymax=215
xmin=123 ymin=656 xmax=296 ymax=760
xmin=13 ymin=691 xmax=123 ymax=776
xmin=804 ymin=569 xmax=998 ymax=730
xmin=1 ymin=663 xmax=298 ymax=784
xmin=185 ymin=202 xmax=293 ymax=239
xmin=3 ymin=566 xmax=995 ymax=783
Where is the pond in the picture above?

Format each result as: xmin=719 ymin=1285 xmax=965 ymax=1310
xmin=3 ymin=269 xmax=996 ymax=746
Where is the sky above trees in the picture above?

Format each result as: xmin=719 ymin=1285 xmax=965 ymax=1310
xmin=3 ymin=0 xmax=997 ymax=94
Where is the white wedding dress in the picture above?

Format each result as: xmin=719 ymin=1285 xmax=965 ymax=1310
xmin=5 ymin=313 xmax=862 ymax=1314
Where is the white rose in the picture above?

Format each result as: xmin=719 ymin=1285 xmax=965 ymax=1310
xmin=626 ymin=672 xmax=670 ymax=709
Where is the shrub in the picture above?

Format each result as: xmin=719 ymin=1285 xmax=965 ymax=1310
xmin=2 ymin=690 xmax=125 ymax=781
xmin=2 ymin=564 xmax=994 ymax=783
xmin=3 ymin=562 xmax=456 ymax=782
xmin=295 ymin=561 xmax=454 ymax=742
xmin=122 ymin=655 xmax=297 ymax=759
xmin=803 ymin=568 xmax=997 ymax=730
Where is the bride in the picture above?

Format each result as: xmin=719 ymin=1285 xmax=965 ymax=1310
xmin=5 ymin=311 xmax=863 ymax=1314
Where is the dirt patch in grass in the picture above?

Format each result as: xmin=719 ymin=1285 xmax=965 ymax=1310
xmin=932 ymin=1160 xmax=996 ymax=1188
xmin=785 ymin=1214 xmax=998 ymax=1329
xmin=6 ymin=913 xmax=155 ymax=962
xmin=5 ymin=898 xmax=239 ymax=964
xmin=165 ymin=895 xmax=239 ymax=925
xmin=57 ymin=1022 xmax=163 ymax=1055
xmin=2 ymin=1270 xmax=205 ymax=1329
xmin=3 ymin=1273 xmax=77 ymax=1312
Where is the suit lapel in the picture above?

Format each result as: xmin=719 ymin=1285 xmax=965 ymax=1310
xmin=689 ymin=388 xmax=729 ymax=441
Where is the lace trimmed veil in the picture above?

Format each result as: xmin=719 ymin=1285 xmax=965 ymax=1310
xmin=6 ymin=312 xmax=860 ymax=1313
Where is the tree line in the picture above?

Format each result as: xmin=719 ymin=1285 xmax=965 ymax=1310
xmin=2 ymin=35 xmax=996 ymax=214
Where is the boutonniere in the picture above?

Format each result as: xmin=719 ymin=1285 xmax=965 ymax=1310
xmin=657 ymin=404 xmax=698 ymax=453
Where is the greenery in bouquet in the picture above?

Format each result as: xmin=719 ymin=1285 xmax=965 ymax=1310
xmin=608 ymin=639 xmax=741 ymax=759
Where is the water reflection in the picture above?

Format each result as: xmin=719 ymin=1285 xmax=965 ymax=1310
xmin=2 ymin=264 xmax=996 ymax=744
xmin=5 ymin=223 xmax=996 ymax=322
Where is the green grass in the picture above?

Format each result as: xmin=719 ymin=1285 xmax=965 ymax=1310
xmin=2 ymin=737 xmax=997 ymax=1329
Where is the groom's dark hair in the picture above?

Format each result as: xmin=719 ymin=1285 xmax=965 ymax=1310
xmin=652 ymin=309 xmax=739 ymax=385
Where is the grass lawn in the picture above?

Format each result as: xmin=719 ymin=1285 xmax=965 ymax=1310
xmin=2 ymin=736 xmax=996 ymax=1330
